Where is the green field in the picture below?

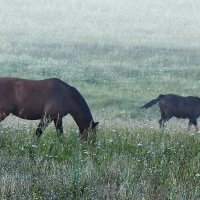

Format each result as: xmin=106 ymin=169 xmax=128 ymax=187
xmin=1 ymin=0 xmax=200 ymax=199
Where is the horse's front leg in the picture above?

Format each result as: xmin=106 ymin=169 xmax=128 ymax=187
xmin=79 ymin=128 xmax=88 ymax=141
xmin=36 ymin=117 xmax=51 ymax=139
xmin=53 ymin=118 xmax=63 ymax=136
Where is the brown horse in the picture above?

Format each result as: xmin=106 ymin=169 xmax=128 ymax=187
xmin=141 ymin=94 xmax=200 ymax=131
xmin=0 ymin=77 xmax=99 ymax=140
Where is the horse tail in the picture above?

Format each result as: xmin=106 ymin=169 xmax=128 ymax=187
xmin=140 ymin=94 xmax=165 ymax=109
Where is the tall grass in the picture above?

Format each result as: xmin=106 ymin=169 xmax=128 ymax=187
xmin=0 ymin=124 xmax=200 ymax=199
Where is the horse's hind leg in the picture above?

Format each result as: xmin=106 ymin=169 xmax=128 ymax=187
xmin=0 ymin=112 xmax=8 ymax=133
xmin=36 ymin=117 xmax=51 ymax=139
xmin=188 ymin=118 xmax=198 ymax=132
xmin=188 ymin=120 xmax=192 ymax=131
xmin=159 ymin=118 xmax=163 ymax=128
xmin=0 ymin=112 xmax=9 ymax=122
xmin=53 ymin=118 xmax=63 ymax=135
xmin=195 ymin=123 xmax=199 ymax=132
xmin=159 ymin=103 xmax=166 ymax=129
xmin=159 ymin=112 xmax=166 ymax=129
xmin=159 ymin=113 xmax=172 ymax=130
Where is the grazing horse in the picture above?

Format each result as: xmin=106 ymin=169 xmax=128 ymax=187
xmin=141 ymin=94 xmax=200 ymax=131
xmin=0 ymin=77 xmax=99 ymax=140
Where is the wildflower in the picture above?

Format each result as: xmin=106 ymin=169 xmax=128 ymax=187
xmin=137 ymin=143 xmax=143 ymax=147
xmin=195 ymin=174 xmax=200 ymax=177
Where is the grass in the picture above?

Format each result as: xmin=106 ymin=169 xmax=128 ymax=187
xmin=0 ymin=125 xmax=200 ymax=199
xmin=1 ymin=0 xmax=200 ymax=199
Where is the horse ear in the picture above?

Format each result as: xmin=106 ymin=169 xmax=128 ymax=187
xmin=92 ymin=121 xmax=99 ymax=128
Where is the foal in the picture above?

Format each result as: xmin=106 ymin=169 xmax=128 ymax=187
xmin=141 ymin=94 xmax=200 ymax=131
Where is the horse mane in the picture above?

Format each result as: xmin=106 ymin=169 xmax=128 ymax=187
xmin=186 ymin=95 xmax=200 ymax=101
xmin=49 ymin=78 xmax=94 ymax=124
xmin=71 ymin=87 xmax=93 ymax=121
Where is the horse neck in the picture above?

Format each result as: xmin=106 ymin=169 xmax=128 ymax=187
xmin=70 ymin=110 xmax=92 ymax=131
xmin=69 ymin=87 xmax=93 ymax=130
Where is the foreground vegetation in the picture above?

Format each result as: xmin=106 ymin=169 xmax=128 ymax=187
xmin=0 ymin=124 xmax=200 ymax=199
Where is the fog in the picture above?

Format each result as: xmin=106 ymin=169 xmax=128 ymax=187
xmin=1 ymin=0 xmax=200 ymax=49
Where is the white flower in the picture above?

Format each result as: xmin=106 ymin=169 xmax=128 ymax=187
xmin=31 ymin=145 xmax=38 ymax=148
xmin=137 ymin=143 xmax=143 ymax=147
xmin=195 ymin=174 xmax=200 ymax=177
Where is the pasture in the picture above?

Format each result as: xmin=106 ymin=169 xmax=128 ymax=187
xmin=0 ymin=0 xmax=200 ymax=199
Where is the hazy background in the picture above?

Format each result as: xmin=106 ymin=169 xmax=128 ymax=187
xmin=1 ymin=0 xmax=200 ymax=47
xmin=1 ymin=0 xmax=200 ymax=126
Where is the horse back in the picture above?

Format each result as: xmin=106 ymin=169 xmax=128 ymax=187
xmin=0 ymin=77 xmax=72 ymax=119
xmin=159 ymin=94 xmax=200 ymax=118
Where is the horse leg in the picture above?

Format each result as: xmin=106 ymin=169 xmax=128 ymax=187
xmin=79 ymin=128 xmax=88 ymax=141
xmin=35 ymin=117 xmax=51 ymax=139
xmin=159 ymin=112 xmax=166 ymax=129
xmin=159 ymin=104 xmax=167 ymax=129
xmin=159 ymin=113 xmax=172 ymax=130
xmin=159 ymin=118 xmax=164 ymax=129
xmin=189 ymin=118 xmax=198 ymax=132
xmin=195 ymin=125 xmax=199 ymax=132
xmin=53 ymin=118 xmax=63 ymax=135
xmin=0 ymin=112 xmax=9 ymax=122
xmin=0 ymin=112 xmax=9 ymax=133
xmin=188 ymin=120 xmax=193 ymax=131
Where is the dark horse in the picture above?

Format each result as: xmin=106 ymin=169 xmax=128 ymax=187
xmin=141 ymin=94 xmax=200 ymax=131
xmin=0 ymin=77 xmax=99 ymax=140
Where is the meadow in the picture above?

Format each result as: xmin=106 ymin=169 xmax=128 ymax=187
xmin=0 ymin=0 xmax=200 ymax=199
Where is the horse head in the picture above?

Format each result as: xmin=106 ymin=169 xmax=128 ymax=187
xmin=79 ymin=121 xmax=99 ymax=144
